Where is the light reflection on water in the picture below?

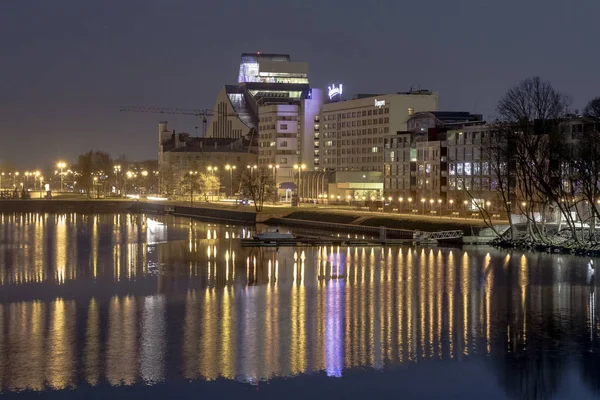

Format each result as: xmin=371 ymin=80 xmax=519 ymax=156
xmin=0 ymin=213 xmax=599 ymax=398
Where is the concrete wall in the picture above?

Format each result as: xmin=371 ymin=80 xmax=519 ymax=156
xmin=0 ymin=200 xmax=256 ymax=225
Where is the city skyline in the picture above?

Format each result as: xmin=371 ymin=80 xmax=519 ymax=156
xmin=1 ymin=0 xmax=599 ymax=166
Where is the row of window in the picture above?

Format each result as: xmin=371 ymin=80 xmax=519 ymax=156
xmin=448 ymin=177 xmax=495 ymax=191
xmin=323 ymin=117 xmax=390 ymax=129
xmin=447 ymin=146 xmax=481 ymax=161
xmin=320 ymin=127 xmax=389 ymax=138
xmin=322 ymin=137 xmax=385 ymax=146
xmin=448 ymin=162 xmax=490 ymax=176
xmin=323 ymin=107 xmax=390 ymax=121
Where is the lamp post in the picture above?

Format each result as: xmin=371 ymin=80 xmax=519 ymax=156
xmin=225 ymin=165 xmax=236 ymax=198
xmin=14 ymin=172 xmax=19 ymax=188
xmin=293 ymin=164 xmax=306 ymax=204
xmin=449 ymin=199 xmax=454 ymax=217
xmin=398 ymin=197 xmax=403 ymax=214
xmin=57 ymin=162 xmax=66 ymax=192
xmin=93 ymin=176 xmax=99 ymax=199
xmin=0 ymin=172 xmax=3 ymax=190
xmin=113 ymin=165 xmax=122 ymax=194
xmin=268 ymin=164 xmax=279 ymax=201
xmin=464 ymin=200 xmax=469 ymax=220
xmin=438 ymin=199 xmax=442 ymax=218
xmin=421 ymin=198 xmax=426 ymax=215
xmin=39 ymin=176 xmax=44 ymax=198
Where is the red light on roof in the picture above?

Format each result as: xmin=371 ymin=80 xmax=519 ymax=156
xmin=257 ymin=51 xmax=261 ymax=54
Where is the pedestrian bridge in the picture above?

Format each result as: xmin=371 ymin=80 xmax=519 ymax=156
xmin=413 ymin=230 xmax=464 ymax=241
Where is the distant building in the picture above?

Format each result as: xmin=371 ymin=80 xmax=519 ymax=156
xmin=207 ymin=53 xmax=311 ymax=140
xmin=158 ymin=121 xmax=257 ymax=197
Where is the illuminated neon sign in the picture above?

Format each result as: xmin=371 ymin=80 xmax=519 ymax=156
xmin=374 ymin=99 xmax=385 ymax=108
xmin=328 ymin=84 xmax=343 ymax=100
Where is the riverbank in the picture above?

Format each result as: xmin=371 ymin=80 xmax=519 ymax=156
xmin=0 ymin=199 xmax=502 ymax=239
xmin=492 ymin=237 xmax=600 ymax=257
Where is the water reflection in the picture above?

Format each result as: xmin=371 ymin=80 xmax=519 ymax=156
xmin=0 ymin=213 xmax=599 ymax=398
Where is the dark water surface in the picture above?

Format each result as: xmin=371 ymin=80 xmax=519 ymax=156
xmin=0 ymin=213 xmax=599 ymax=399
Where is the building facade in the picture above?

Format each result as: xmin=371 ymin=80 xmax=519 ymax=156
xmin=158 ymin=121 xmax=257 ymax=197
xmin=257 ymin=90 xmax=324 ymax=191
xmin=316 ymin=90 xmax=439 ymax=172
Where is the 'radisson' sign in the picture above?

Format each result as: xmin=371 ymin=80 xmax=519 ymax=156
xmin=374 ymin=99 xmax=386 ymax=108
xmin=328 ymin=84 xmax=343 ymax=100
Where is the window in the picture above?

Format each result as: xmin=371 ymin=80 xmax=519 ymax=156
xmin=384 ymin=107 xmax=389 ymax=114
xmin=425 ymin=163 xmax=431 ymax=173
xmin=408 ymin=107 xmax=414 ymax=116
xmin=280 ymin=158 xmax=288 ymax=164
xmin=457 ymin=163 xmax=464 ymax=175
xmin=473 ymin=162 xmax=480 ymax=175
xmin=371 ymin=147 xmax=378 ymax=153
xmin=482 ymin=162 xmax=489 ymax=175
xmin=280 ymin=141 xmax=288 ymax=147
xmin=280 ymin=124 xmax=288 ymax=130
xmin=464 ymin=162 xmax=471 ymax=175
xmin=269 ymin=141 xmax=276 ymax=147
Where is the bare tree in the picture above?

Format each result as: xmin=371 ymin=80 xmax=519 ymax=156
xmin=584 ymin=97 xmax=600 ymax=121
xmin=495 ymin=76 xmax=572 ymax=243
xmin=239 ymin=166 xmax=274 ymax=212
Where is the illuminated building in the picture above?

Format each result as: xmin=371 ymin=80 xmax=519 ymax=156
xmin=302 ymin=90 xmax=439 ymax=200
xmin=257 ymin=89 xmax=324 ymax=192
xmin=157 ymin=121 xmax=257 ymax=196
xmin=207 ymin=53 xmax=312 ymax=139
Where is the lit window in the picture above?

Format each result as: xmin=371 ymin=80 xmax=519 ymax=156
xmin=372 ymin=147 xmax=378 ymax=153
xmin=457 ymin=163 xmax=464 ymax=175
xmin=464 ymin=162 xmax=471 ymax=175
xmin=408 ymin=107 xmax=414 ymax=116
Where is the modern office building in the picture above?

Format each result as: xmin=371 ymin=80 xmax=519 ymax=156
xmin=207 ymin=53 xmax=312 ymax=139
xmin=158 ymin=121 xmax=257 ymax=196
xmin=316 ymin=90 xmax=439 ymax=172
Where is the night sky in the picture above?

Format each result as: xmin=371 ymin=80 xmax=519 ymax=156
xmin=1 ymin=0 xmax=598 ymax=167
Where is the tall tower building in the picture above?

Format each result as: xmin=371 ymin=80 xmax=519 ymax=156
xmin=207 ymin=53 xmax=311 ymax=139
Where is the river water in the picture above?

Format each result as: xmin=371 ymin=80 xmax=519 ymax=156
xmin=0 ymin=213 xmax=599 ymax=399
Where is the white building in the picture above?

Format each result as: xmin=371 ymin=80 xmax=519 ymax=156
xmin=317 ymin=90 xmax=439 ymax=172
xmin=257 ymin=89 xmax=324 ymax=190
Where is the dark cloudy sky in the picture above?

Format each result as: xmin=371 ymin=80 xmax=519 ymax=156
xmin=1 ymin=0 xmax=598 ymax=167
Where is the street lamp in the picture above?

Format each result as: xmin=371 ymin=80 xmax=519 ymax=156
xmin=0 ymin=172 xmax=3 ymax=190
xmin=93 ymin=176 xmax=99 ymax=199
xmin=225 ymin=165 xmax=237 ymax=198
xmin=449 ymin=199 xmax=454 ymax=217
xmin=464 ymin=200 xmax=469 ymax=220
xmin=421 ymin=198 xmax=426 ymax=215
xmin=57 ymin=162 xmax=66 ymax=192
xmin=293 ymin=164 xmax=306 ymax=203
xmin=438 ymin=199 xmax=442 ymax=217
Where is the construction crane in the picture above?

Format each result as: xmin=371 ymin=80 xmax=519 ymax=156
xmin=120 ymin=106 xmax=238 ymax=138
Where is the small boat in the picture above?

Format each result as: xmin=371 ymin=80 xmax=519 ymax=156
xmin=254 ymin=228 xmax=295 ymax=241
